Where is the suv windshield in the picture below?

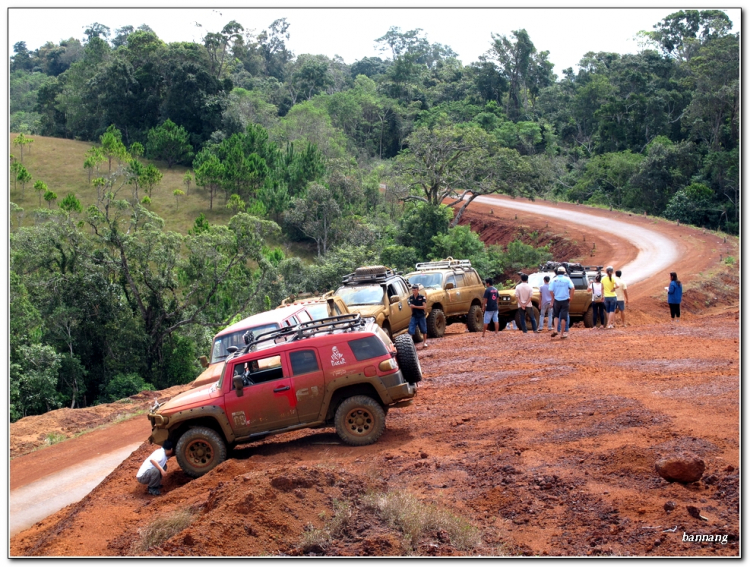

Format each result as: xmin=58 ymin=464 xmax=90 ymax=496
xmin=335 ymin=285 xmax=384 ymax=306
xmin=211 ymin=323 xmax=279 ymax=364
xmin=407 ymin=273 xmax=443 ymax=289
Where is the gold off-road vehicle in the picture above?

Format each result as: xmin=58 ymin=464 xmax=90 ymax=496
xmin=404 ymin=258 xmax=487 ymax=337
xmin=334 ymin=266 xmax=415 ymax=340
xmin=497 ymin=261 xmax=601 ymax=329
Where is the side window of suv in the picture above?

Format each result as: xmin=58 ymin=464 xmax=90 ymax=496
xmin=455 ymin=273 xmax=466 ymax=288
xmin=289 ymin=350 xmax=320 ymax=376
xmin=234 ymin=355 xmax=284 ymax=385
xmin=348 ymin=336 xmax=388 ymax=361
xmin=395 ymin=279 xmax=409 ymax=298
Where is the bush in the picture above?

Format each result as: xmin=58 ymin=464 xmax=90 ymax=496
xmin=101 ymin=373 xmax=154 ymax=403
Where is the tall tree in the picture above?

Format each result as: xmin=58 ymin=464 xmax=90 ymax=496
xmin=146 ymin=119 xmax=194 ymax=168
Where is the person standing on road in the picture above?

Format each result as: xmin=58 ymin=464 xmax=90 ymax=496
xmin=550 ymin=266 xmax=575 ymax=339
xmin=482 ymin=278 xmax=500 ymax=338
xmin=516 ymin=274 xmax=539 ymax=333
xmin=407 ymin=284 xmax=429 ymax=349
xmin=136 ymin=440 xmax=174 ymax=496
xmin=538 ymin=276 xmax=553 ymax=331
xmin=602 ymin=266 xmax=619 ymax=329
xmin=614 ymin=270 xmax=629 ymax=327
xmin=587 ymin=274 xmax=606 ymax=328
xmin=667 ymin=272 xmax=682 ymax=323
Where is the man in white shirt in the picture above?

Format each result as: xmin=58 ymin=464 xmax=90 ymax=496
xmin=515 ymin=274 xmax=539 ymax=333
xmin=136 ymin=440 xmax=174 ymax=496
xmin=614 ymin=270 xmax=629 ymax=327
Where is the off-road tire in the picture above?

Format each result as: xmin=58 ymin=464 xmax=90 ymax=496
xmin=467 ymin=304 xmax=483 ymax=332
xmin=334 ymin=395 xmax=386 ymax=446
xmin=497 ymin=315 xmax=510 ymax=331
xmin=176 ymin=426 xmax=227 ymax=478
xmin=394 ymin=333 xmax=423 ymax=384
xmin=583 ymin=305 xmax=594 ymax=328
xmin=515 ymin=306 xmax=540 ymax=331
xmin=355 ymin=265 xmax=387 ymax=277
xmin=426 ymin=308 xmax=447 ymax=338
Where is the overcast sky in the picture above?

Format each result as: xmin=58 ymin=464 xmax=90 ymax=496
xmin=8 ymin=5 xmax=741 ymax=75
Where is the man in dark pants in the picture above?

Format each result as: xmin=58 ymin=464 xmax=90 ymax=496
xmin=407 ymin=284 xmax=429 ymax=349
xmin=515 ymin=274 xmax=539 ymax=333
xmin=136 ymin=440 xmax=174 ymax=496
xmin=550 ymin=266 xmax=575 ymax=339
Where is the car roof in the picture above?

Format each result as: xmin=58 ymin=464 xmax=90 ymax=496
xmin=217 ymin=304 xmax=319 ymax=338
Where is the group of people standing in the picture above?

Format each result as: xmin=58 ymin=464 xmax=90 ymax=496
xmin=582 ymin=266 xmax=629 ymax=329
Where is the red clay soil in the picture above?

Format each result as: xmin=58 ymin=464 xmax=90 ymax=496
xmin=10 ymin=205 xmax=739 ymax=557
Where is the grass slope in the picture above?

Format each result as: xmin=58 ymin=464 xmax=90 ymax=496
xmin=9 ymin=134 xmax=316 ymax=259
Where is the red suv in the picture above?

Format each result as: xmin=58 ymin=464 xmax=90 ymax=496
xmin=147 ymin=315 xmax=421 ymax=477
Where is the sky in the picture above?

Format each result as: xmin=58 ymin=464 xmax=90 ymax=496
xmin=7 ymin=5 xmax=741 ymax=75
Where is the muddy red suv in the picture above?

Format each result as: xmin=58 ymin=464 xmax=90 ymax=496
xmin=147 ymin=314 xmax=421 ymax=477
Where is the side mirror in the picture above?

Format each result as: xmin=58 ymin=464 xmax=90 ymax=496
xmin=389 ymin=295 xmax=400 ymax=304
xmin=233 ymin=376 xmax=244 ymax=396
xmin=445 ymin=282 xmax=455 ymax=290
xmin=199 ymin=355 xmax=209 ymax=368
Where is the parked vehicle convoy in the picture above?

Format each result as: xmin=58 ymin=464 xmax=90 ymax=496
xmin=192 ymin=301 xmax=341 ymax=389
xmin=334 ymin=266 xmax=416 ymax=340
xmin=497 ymin=261 xmax=601 ymax=329
xmin=147 ymin=314 xmax=420 ymax=477
xmin=403 ymin=258 xmax=487 ymax=337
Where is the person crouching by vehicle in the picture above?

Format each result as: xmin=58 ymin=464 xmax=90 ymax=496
xmin=136 ymin=440 xmax=174 ymax=496
xmin=408 ymin=284 xmax=429 ymax=349
xmin=550 ymin=266 xmax=574 ymax=339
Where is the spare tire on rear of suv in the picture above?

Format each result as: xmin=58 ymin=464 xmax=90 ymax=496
xmin=394 ymin=334 xmax=422 ymax=384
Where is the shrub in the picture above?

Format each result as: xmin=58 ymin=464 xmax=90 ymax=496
xmin=101 ymin=373 xmax=154 ymax=403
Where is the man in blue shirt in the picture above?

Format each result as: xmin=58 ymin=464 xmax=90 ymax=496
xmin=407 ymin=284 xmax=429 ymax=349
xmin=549 ymin=267 xmax=575 ymax=339
xmin=537 ymin=275 xmax=553 ymax=331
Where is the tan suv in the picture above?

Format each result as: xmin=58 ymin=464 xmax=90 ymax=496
xmin=334 ymin=266 xmax=414 ymax=340
xmin=497 ymin=262 xmax=600 ymax=329
xmin=403 ymin=258 xmax=487 ymax=337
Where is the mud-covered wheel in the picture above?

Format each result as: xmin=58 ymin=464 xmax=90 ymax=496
xmin=515 ymin=305 xmax=540 ymax=331
xmin=583 ymin=305 xmax=594 ymax=328
xmin=394 ymin=333 xmax=423 ymax=384
xmin=426 ymin=308 xmax=447 ymax=338
xmin=467 ymin=304 xmax=483 ymax=332
xmin=335 ymin=395 xmax=386 ymax=446
xmin=176 ymin=426 xmax=227 ymax=478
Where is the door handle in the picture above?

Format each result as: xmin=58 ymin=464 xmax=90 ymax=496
xmin=273 ymin=385 xmax=290 ymax=393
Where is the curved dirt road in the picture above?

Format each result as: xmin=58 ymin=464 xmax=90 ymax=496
xmin=474 ymin=195 xmax=679 ymax=285
xmin=9 ymin=201 xmax=738 ymax=555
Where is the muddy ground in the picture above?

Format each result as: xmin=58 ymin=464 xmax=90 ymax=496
xmin=10 ymin=203 xmax=740 ymax=557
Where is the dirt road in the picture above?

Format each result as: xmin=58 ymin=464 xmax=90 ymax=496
xmin=9 ymin=203 xmax=739 ymax=557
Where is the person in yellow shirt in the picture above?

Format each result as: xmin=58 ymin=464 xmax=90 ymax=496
xmin=601 ymin=266 xmax=619 ymax=329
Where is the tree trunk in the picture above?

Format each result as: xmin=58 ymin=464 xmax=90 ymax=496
xmin=450 ymin=194 xmax=479 ymax=228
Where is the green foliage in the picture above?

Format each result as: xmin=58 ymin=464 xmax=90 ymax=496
xmin=101 ymin=373 xmax=153 ymax=404
xmin=11 ymin=345 xmax=63 ymax=421
xmin=380 ymin=245 xmax=419 ymax=272
xmin=43 ymin=189 xmax=58 ymax=208
xmin=59 ymin=192 xmax=83 ymax=213
xmin=724 ymin=256 xmax=735 ymax=265
xmin=33 ymin=180 xmax=48 ymax=207
xmin=396 ymin=203 xmax=452 ymax=259
xmin=146 ymin=119 xmax=194 ymax=168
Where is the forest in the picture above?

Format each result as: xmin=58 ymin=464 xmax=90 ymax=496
xmin=8 ymin=11 xmax=739 ymax=419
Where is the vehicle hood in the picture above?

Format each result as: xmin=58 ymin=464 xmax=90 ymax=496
xmin=158 ymin=381 xmax=223 ymax=414
xmin=191 ymin=362 xmax=224 ymax=389
xmin=349 ymin=305 xmax=385 ymax=318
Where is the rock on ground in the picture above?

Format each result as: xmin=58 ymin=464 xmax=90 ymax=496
xmin=655 ymin=453 xmax=705 ymax=483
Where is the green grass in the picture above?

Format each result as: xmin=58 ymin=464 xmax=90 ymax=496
xmin=131 ymin=508 xmax=194 ymax=554
xmin=43 ymin=431 xmax=67 ymax=446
